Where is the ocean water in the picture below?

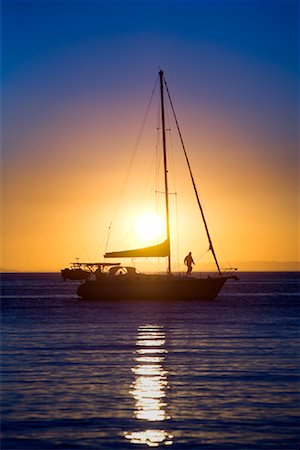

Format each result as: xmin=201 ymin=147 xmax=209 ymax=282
xmin=1 ymin=272 xmax=299 ymax=450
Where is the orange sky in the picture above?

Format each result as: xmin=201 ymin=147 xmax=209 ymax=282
xmin=2 ymin=1 xmax=298 ymax=272
xmin=2 ymin=94 xmax=299 ymax=272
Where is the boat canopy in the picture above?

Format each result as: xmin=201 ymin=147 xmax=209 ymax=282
xmin=104 ymin=239 xmax=170 ymax=258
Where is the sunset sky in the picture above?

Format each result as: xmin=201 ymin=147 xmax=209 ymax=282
xmin=2 ymin=0 xmax=299 ymax=272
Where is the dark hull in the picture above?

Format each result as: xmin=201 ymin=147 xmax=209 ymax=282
xmin=77 ymin=275 xmax=228 ymax=301
xmin=61 ymin=269 xmax=90 ymax=281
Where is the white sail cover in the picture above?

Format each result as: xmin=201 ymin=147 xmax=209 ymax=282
xmin=104 ymin=239 xmax=170 ymax=258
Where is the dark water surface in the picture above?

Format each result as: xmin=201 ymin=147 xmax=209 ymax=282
xmin=1 ymin=272 xmax=299 ymax=449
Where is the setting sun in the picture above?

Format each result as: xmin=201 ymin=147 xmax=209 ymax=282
xmin=135 ymin=213 xmax=164 ymax=242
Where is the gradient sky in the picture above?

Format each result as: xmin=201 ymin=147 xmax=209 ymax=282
xmin=2 ymin=0 xmax=299 ymax=271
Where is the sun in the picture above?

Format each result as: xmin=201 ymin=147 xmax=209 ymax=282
xmin=135 ymin=213 xmax=164 ymax=241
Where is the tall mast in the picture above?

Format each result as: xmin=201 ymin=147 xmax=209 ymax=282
xmin=159 ymin=70 xmax=171 ymax=274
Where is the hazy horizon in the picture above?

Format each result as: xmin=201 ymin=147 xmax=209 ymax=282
xmin=1 ymin=260 xmax=299 ymax=274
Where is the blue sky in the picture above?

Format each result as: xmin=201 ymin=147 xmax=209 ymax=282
xmin=3 ymin=1 xmax=297 ymax=73
xmin=2 ymin=0 xmax=299 ymax=270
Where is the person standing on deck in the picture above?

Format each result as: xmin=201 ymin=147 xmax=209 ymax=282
xmin=184 ymin=252 xmax=195 ymax=276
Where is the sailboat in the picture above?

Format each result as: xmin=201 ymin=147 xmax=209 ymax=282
xmin=73 ymin=70 xmax=237 ymax=300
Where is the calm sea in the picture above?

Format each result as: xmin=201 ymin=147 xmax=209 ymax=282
xmin=1 ymin=272 xmax=299 ymax=450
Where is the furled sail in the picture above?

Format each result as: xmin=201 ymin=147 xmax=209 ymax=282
xmin=104 ymin=239 xmax=170 ymax=258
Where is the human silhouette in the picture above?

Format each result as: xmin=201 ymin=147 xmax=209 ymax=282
xmin=184 ymin=251 xmax=195 ymax=276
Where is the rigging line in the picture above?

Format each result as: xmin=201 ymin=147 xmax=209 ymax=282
xmin=105 ymin=74 xmax=159 ymax=250
xmin=164 ymin=77 xmax=221 ymax=274
xmin=135 ymin=120 xmax=162 ymax=227
xmin=95 ymin=234 xmax=108 ymax=260
xmin=79 ymin=239 xmax=92 ymax=263
xmin=164 ymin=95 xmax=177 ymax=191
xmin=174 ymin=191 xmax=180 ymax=275
xmin=154 ymin=91 xmax=167 ymax=236
xmin=203 ymin=210 xmax=232 ymax=269
xmin=177 ymin=248 xmax=208 ymax=272
xmin=104 ymin=222 xmax=112 ymax=254
xmin=113 ymin=229 xmax=136 ymax=253
xmin=164 ymin=97 xmax=181 ymax=273
xmin=155 ymin=99 xmax=162 ymax=208
xmin=94 ymin=220 xmax=114 ymax=258
xmin=136 ymin=144 xmax=159 ymax=223
xmin=194 ymin=248 xmax=210 ymax=261
xmin=137 ymin=93 xmax=163 ymax=215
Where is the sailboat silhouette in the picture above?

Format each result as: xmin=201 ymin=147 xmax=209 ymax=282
xmin=70 ymin=70 xmax=237 ymax=300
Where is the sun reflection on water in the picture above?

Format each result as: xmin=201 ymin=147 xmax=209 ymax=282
xmin=124 ymin=325 xmax=173 ymax=447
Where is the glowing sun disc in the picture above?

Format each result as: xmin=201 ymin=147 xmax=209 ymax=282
xmin=135 ymin=213 xmax=164 ymax=241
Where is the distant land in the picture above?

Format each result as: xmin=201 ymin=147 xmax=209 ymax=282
xmin=1 ymin=261 xmax=299 ymax=272
xmin=202 ymin=261 xmax=300 ymax=272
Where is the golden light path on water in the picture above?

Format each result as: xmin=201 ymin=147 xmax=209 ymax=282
xmin=124 ymin=325 xmax=173 ymax=447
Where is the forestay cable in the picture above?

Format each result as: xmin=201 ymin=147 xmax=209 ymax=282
xmin=164 ymin=77 xmax=222 ymax=274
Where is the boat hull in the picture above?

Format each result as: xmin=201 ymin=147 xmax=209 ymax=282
xmin=61 ymin=268 xmax=91 ymax=281
xmin=77 ymin=275 xmax=228 ymax=301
